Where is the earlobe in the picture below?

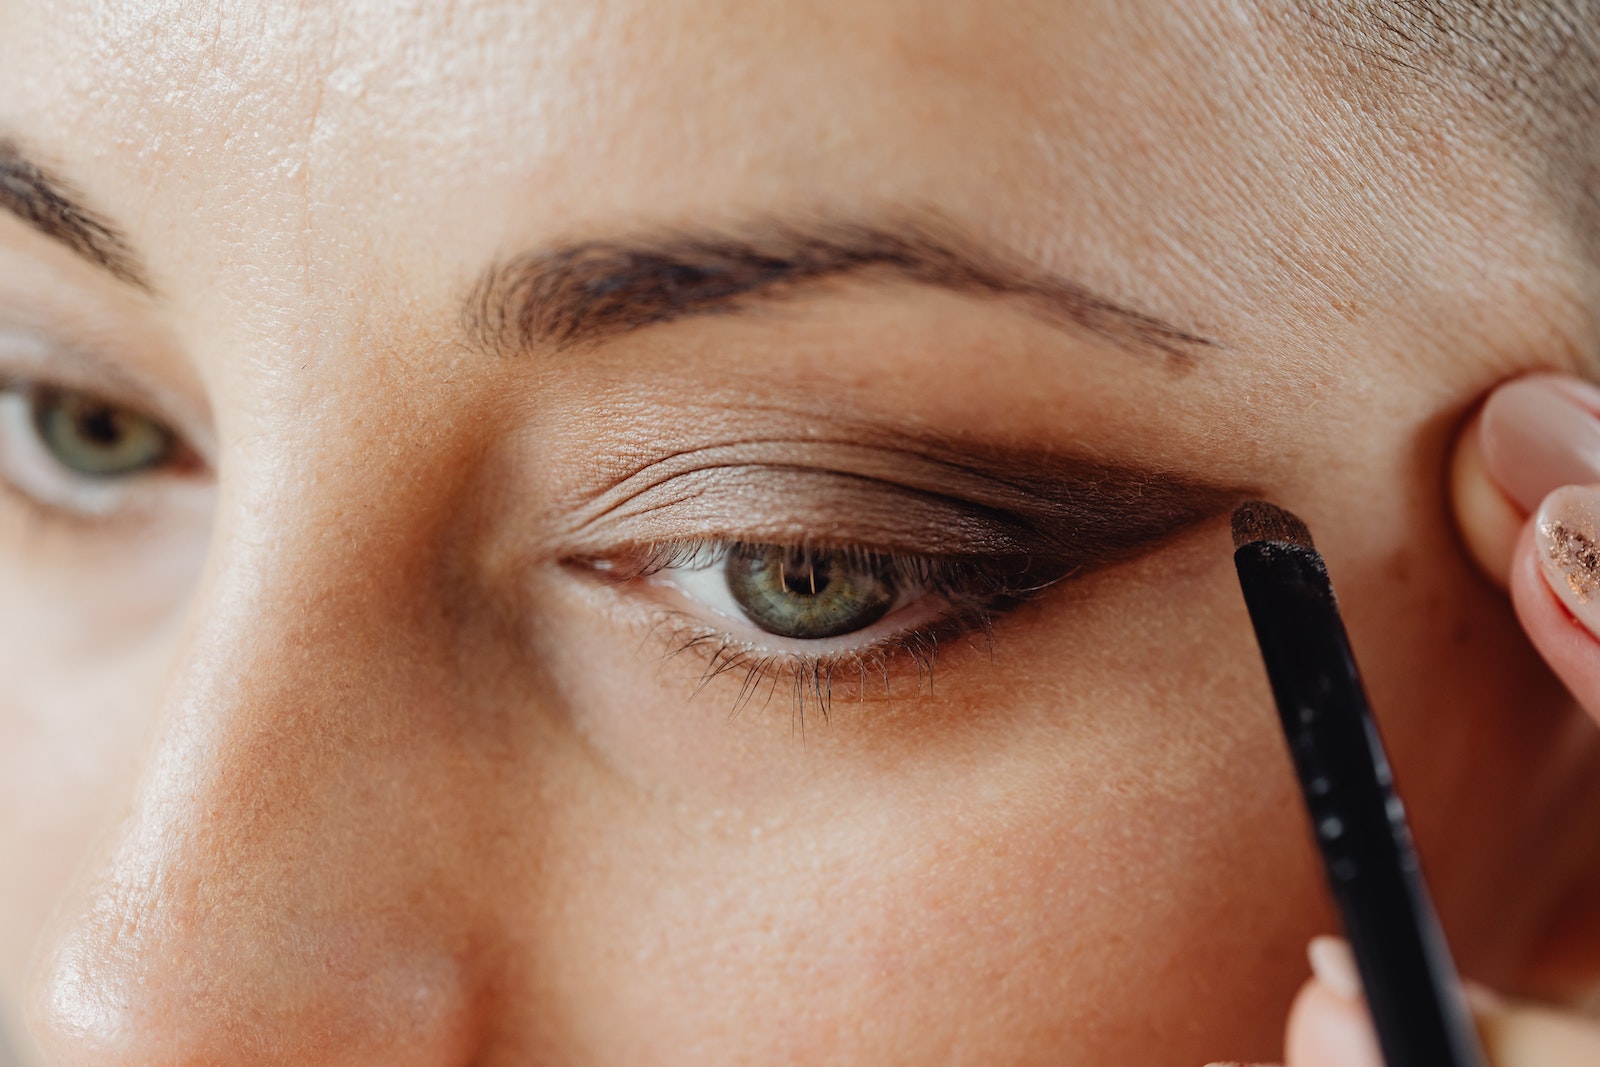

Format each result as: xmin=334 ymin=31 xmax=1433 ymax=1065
xmin=1449 ymin=406 xmax=1523 ymax=590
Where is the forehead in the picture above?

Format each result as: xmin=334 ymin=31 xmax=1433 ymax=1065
xmin=0 ymin=2 xmax=1281 ymax=249
xmin=0 ymin=0 xmax=1528 ymax=376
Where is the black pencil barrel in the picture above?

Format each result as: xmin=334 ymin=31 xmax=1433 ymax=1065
xmin=1234 ymin=538 xmax=1486 ymax=1067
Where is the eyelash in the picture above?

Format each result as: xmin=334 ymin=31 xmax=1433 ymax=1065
xmin=0 ymin=372 xmax=1079 ymax=722
xmin=589 ymin=539 xmax=1067 ymax=722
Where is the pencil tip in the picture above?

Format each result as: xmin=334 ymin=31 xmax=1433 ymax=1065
xmin=1231 ymin=501 xmax=1314 ymax=549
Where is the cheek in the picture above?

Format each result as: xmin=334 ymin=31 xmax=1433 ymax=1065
xmin=1337 ymin=514 xmax=1600 ymax=983
xmin=0 ymin=515 xmax=201 ymax=1017
xmin=533 ymin=732 xmax=1327 ymax=1064
xmin=523 ymin=544 xmax=1330 ymax=1062
xmin=0 ymin=628 xmax=171 ymax=1015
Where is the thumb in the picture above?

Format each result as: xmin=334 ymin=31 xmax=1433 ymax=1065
xmin=1284 ymin=939 xmax=1382 ymax=1067
xmin=1450 ymin=372 xmax=1600 ymax=722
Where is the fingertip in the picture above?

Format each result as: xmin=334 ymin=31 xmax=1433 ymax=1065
xmin=1284 ymin=979 xmax=1383 ymax=1067
xmin=1306 ymin=936 xmax=1361 ymax=1002
xmin=1508 ymin=511 xmax=1600 ymax=724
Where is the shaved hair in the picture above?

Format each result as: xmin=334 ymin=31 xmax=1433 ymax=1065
xmin=1305 ymin=1 xmax=1600 ymax=255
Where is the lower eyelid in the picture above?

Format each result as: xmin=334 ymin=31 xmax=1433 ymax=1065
xmin=567 ymin=546 xmax=1028 ymax=718
xmin=633 ymin=598 xmax=997 ymax=723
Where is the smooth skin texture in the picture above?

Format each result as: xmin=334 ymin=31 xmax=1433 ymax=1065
xmin=1 ymin=2 xmax=1599 ymax=1065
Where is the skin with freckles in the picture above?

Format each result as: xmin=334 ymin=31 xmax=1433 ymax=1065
xmin=1 ymin=2 xmax=1599 ymax=1065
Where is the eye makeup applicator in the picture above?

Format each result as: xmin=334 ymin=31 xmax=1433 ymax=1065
xmin=1231 ymin=501 xmax=1487 ymax=1067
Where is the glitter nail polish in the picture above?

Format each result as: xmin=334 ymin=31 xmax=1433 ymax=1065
xmin=1535 ymin=485 xmax=1600 ymax=632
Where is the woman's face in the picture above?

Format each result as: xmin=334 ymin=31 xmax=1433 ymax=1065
xmin=2 ymin=2 xmax=1598 ymax=1064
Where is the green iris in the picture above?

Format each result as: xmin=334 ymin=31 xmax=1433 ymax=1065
xmin=29 ymin=386 xmax=174 ymax=478
xmin=725 ymin=544 xmax=897 ymax=640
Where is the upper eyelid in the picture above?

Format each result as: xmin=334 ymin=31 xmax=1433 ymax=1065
xmin=0 ymin=330 xmax=161 ymax=408
xmin=564 ymin=472 xmax=1033 ymax=562
xmin=551 ymin=440 xmax=1243 ymax=571
xmin=555 ymin=441 xmax=1038 ymax=555
xmin=0 ymin=254 xmax=210 ymax=421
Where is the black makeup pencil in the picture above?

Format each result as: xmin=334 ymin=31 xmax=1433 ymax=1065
xmin=1230 ymin=501 xmax=1487 ymax=1067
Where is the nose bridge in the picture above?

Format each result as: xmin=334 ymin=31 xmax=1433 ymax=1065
xmin=28 ymin=442 xmax=497 ymax=1064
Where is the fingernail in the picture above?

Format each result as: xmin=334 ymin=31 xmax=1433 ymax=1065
xmin=1535 ymin=484 xmax=1600 ymax=633
xmin=1309 ymin=936 xmax=1363 ymax=1001
xmin=1480 ymin=375 xmax=1600 ymax=512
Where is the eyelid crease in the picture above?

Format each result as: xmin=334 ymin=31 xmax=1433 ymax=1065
xmin=552 ymin=438 xmax=1248 ymax=570
xmin=566 ymin=466 xmax=1032 ymax=558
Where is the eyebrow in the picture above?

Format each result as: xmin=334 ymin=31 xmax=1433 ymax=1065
xmin=0 ymin=138 xmax=1214 ymax=366
xmin=464 ymin=218 xmax=1215 ymax=365
xmin=0 ymin=140 xmax=150 ymax=291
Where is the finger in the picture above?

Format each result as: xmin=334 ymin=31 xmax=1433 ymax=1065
xmin=1512 ymin=488 xmax=1600 ymax=724
xmin=1477 ymin=1004 xmax=1600 ymax=1063
xmin=1284 ymin=938 xmax=1382 ymax=1067
xmin=1453 ymin=374 xmax=1600 ymax=588
xmin=1284 ymin=936 xmax=1600 ymax=1066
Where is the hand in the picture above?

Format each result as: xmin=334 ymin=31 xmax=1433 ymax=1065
xmin=1272 ymin=935 xmax=1600 ymax=1066
xmin=1211 ymin=373 xmax=1600 ymax=1066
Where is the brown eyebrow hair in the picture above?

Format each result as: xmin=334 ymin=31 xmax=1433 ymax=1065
xmin=462 ymin=218 xmax=1216 ymax=365
xmin=0 ymin=140 xmax=149 ymax=291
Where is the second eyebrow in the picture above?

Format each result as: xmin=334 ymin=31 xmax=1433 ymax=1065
xmin=0 ymin=139 xmax=150 ymax=291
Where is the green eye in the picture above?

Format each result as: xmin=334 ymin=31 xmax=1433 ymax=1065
xmin=725 ymin=544 xmax=898 ymax=640
xmin=28 ymin=386 xmax=175 ymax=478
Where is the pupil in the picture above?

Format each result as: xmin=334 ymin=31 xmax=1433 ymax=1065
xmin=783 ymin=556 xmax=830 ymax=596
xmin=77 ymin=406 xmax=124 ymax=447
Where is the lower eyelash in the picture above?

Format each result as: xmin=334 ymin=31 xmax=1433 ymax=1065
xmin=647 ymin=602 xmax=997 ymax=729
xmin=575 ymin=536 xmax=1072 ymax=723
